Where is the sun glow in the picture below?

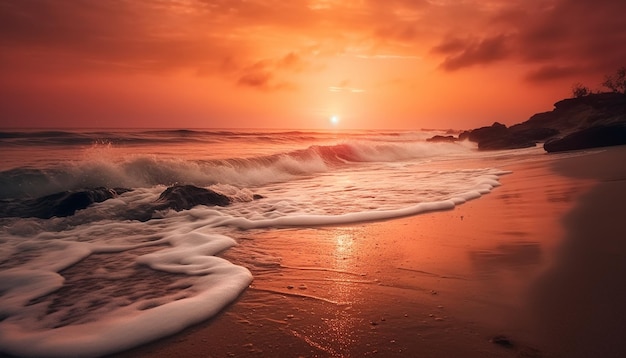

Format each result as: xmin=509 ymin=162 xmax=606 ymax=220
xmin=330 ymin=115 xmax=340 ymax=125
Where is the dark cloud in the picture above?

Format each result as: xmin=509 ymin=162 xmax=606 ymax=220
xmin=236 ymin=52 xmax=307 ymax=91
xmin=518 ymin=0 xmax=626 ymax=80
xmin=524 ymin=65 xmax=582 ymax=82
xmin=430 ymin=0 xmax=626 ymax=81
xmin=237 ymin=69 xmax=273 ymax=89
xmin=433 ymin=35 xmax=511 ymax=71
xmin=431 ymin=37 xmax=470 ymax=55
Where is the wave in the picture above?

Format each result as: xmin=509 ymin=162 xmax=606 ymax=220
xmin=0 ymin=129 xmax=338 ymax=147
xmin=0 ymin=130 xmax=210 ymax=147
xmin=0 ymin=129 xmax=440 ymax=148
xmin=0 ymin=139 xmax=470 ymax=199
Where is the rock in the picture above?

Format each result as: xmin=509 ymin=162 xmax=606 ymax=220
xmin=0 ymin=187 xmax=131 ymax=219
xmin=464 ymin=92 xmax=625 ymax=151
xmin=468 ymin=122 xmax=508 ymax=143
xmin=466 ymin=122 xmax=540 ymax=150
xmin=490 ymin=335 xmax=515 ymax=349
xmin=512 ymin=127 xmax=560 ymax=142
xmin=154 ymin=184 xmax=231 ymax=211
xmin=477 ymin=135 xmax=536 ymax=150
xmin=544 ymin=123 xmax=626 ymax=152
xmin=124 ymin=185 xmax=232 ymax=221
xmin=523 ymin=93 xmax=626 ymax=133
xmin=426 ymin=135 xmax=458 ymax=143
xmin=473 ymin=127 xmax=558 ymax=150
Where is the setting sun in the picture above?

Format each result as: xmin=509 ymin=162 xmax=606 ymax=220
xmin=330 ymin=115 xmax=340 ymax=125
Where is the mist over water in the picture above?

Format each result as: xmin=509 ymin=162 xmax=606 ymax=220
xmin=0 ymin=129 xmax=521 ymax=357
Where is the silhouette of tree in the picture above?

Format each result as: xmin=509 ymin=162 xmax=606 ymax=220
xmin=571 ymin=82 xmax=591 ymax=98
xmin=602 ymin=67 xmax=626 ymax=94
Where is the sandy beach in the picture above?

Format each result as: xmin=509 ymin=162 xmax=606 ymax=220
xmin=111 ymin=145 xmax=626 ymax=358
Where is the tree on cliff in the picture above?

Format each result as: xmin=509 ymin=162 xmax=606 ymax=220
xmin=571 ymin=82 xmax=591 ymax=98
xmin=602 ymin=67 xmax=626 ymax=94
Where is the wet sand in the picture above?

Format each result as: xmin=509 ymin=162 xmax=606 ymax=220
xmin=114 ymin=145 xmax=626 ymax=358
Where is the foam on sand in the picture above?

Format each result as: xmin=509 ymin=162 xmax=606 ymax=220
xmin=0 ymin=232 xmax=252 ymax=358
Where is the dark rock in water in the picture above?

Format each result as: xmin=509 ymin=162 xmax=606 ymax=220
xmin=0 ymin=187 xmax=131 ymax=219
xmin=468 ymin=122 xmax=508 ymax=144
xmin=467 ymin=122 xmax=538 ymax=150
xmin=490 ymin=335 xmax=515 ymax=349
xmin=122 ymin=185 xmax=231 ymax=222
xmin=252 ymin=194 xmax=264 ymax=200
xmin=544 ymin=123 xmax=626 ymax=152
xmin=153 ymin=185 xmax=231 ymax=211
xmin=426 ymin=135 xmax=458 ymax=143
xmin=469 ymin=126 xmax=559 ymax=150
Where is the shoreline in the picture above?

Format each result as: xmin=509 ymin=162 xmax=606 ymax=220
xmin=115 ymin=146 xmax=626 ymax=357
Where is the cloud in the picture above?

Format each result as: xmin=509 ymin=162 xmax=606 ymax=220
xmin=524 ymin=65 xmax=582 ymax=82
xmin=0 ymin=0 xmax=244 ymax=75
xmin=235 ymin=52 xmax=309 ymax=91
xmin=237 ymin=66 xmax=273 ymax=89
xmin=0 ymin=0 xmax=624 ymax=88
xmin=433 ymin=35 xmax=511 ymax=71
xmin=516 ymin=0 xmax=626 ymax=80
xmin=428 ymin=0 xmax=626 ymax=81
xmin=430 ymin=37 xmax=470 ymax=55
xmin=276 ymin=52 xmax=308 ymax=72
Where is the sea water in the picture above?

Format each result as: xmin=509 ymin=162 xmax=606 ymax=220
xmin=0 ymin=129 xmax=536 ymax=357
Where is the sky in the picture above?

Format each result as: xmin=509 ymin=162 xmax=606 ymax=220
xmin=1 ymin=0 xmax=625 ymax=130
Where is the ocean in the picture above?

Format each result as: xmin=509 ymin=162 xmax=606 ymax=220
xmin=0 ymin=129 xmax=539 ymax=357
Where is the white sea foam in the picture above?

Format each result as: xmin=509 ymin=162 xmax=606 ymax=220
xmin=0 ymin=137 xmax=470 ymax=199
xmin=0 ymin=224 xmax=252 ymax=358
xmin=0 ymin=263 xmax=251 ymax=358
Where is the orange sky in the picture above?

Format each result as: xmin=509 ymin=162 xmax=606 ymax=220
xmin=1 ymin=0 xmax=625 ymax=130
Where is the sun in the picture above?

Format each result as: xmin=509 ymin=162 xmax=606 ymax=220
xmin=330 ymin=115 xmax=340 ymax=125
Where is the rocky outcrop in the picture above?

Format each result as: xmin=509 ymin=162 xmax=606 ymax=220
xmin=462 ymin=92 xmax=626 ymax=151
xmin=0 ymin=187 xmax=131 ymax=219
xmin=467 ymin=122 xmax=508 ymax=143
xmin=467 ymin=122 xmax=531 ymax=150
xmin=515 ymin=92 xmax=625 ymax=134
xmin=460 ymin=122 xmax=558 ymax=150
xmin=544 ymin=123 xmax=626 ymax=152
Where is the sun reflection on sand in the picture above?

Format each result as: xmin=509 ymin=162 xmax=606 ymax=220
xmin=334 ymin=232 xmax=353 ymax=262
xmin=325 ymin=230 xmax=360 ymax=355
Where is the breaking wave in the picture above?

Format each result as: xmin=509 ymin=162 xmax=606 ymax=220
xmin=0 ymin=139 xmax=470 ymax=199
